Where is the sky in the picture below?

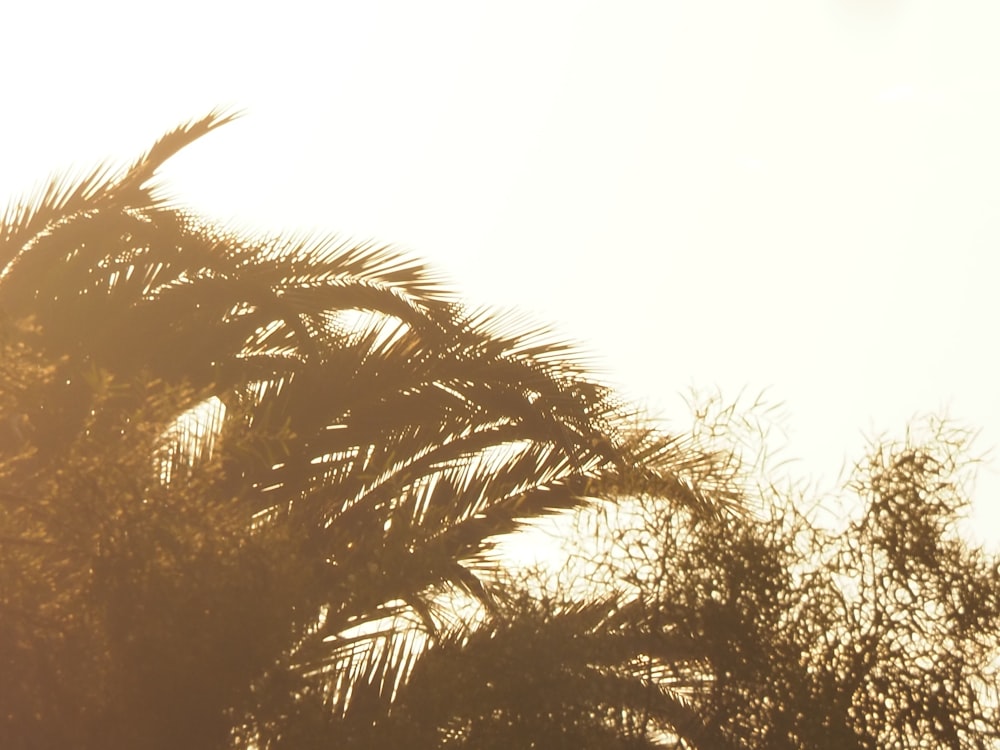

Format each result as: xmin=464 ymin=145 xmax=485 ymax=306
xmin=3 ymin=1 xmax=999 ymax=543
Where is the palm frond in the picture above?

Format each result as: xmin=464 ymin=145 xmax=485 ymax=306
xmin=369 ymin=595 xmax=732 ymax=749
xmin=0 ymin=110 xmax=236 ymax=271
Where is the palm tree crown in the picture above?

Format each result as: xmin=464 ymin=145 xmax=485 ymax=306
xmin=0 ymin=113 xmax=723 ymax=749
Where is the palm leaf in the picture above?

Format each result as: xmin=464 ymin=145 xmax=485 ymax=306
xmin=0 ymin=110 xmax=236 ymax=269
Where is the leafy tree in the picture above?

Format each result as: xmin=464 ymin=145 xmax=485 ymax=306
xmin=0 ymin=114 xmax=720 ymax=749
xmin=483 ymin=413 xmax=1000 ymax=749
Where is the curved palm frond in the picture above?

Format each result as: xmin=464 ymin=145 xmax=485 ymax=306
xmin=0 ymin=110 xmax=238 ymax=268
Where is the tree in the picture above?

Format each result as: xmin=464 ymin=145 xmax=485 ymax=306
xmin=0 ymin=114 xmax=722 ymax=749
xmin=498 ymin=410 xmax=1000 ymax=749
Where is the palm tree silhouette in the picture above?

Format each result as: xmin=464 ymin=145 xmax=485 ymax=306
xmin=0 ymin=112 xmax=725 ymax=748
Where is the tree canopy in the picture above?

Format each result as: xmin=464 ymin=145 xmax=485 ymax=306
xmin=1 ymin=115 xmax=997 ymax=749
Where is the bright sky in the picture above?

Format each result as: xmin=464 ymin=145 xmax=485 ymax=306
xmin=3 ymin=1 xmax=999 ymax=543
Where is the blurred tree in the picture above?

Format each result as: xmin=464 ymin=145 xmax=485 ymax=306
xmin=533 ymin=414 xmax=1000 ymax=749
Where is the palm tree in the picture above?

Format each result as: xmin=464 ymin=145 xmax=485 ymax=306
xmin=0 ymin=113 xmax=726 ymax=749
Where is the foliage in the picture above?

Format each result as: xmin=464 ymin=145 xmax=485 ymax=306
xmin=542 ymin=415 xmax=1000 ymax=749
xmin=2 ymin=116 xmax=997 ymax=749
